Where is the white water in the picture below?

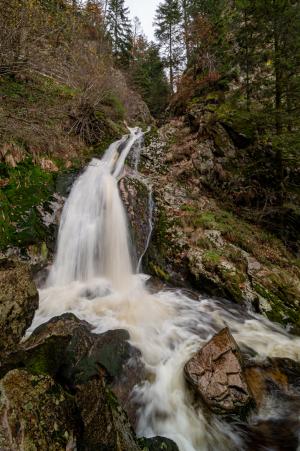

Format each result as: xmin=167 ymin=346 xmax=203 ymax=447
xmin=32 ymin=129 xmax=300 ymax=451
xmin=47 ymin=129 xmax=142 ymax=290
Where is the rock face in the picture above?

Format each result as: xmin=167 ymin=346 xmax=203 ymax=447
xmin=0 ymin=259 xmax=38 ymax=359
xmin=0 ymin=369 xmax=78 ymax=450
xmin=113 ymin=69 xmax=152 ymax=124
xmin=142 ymin=119 xmax=300 ymax=333
xmin=184 ymin=328 xmax=253 ymax=416
xmin=120 ymin=176 xmax=152 ymax=269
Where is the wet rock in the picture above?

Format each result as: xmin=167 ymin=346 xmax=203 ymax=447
xmin=120 ymin=175 xmax=152 ymax=269
xmin=0 ymin=259 xmax=38 ymax=359
xmin=244 ymin=357 xmax=300 ymax=408
xmin=184 ymin=328 xmax=253 ymax=416
xmin=237 ymin=418 xmax=300 ymax=451
xmin=1 ymin=314 xmax=145 ymax=427
xmin=76 ymin=377 xmax=140 ymax=451
xmin=0 ymin=369 xmax=78 ymax=450
xmin=138 ymin=436 xmax=179 ymax=451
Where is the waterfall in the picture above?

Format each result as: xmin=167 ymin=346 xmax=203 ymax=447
xmin=32 ymin=130 xmax=300 ymax=451
xmin=48 ymin=128 xmax=143 ymax=290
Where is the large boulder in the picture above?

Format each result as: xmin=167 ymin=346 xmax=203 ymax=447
xmin=0 ymin=369 xmax=78 ymax=450
xmin=1 ymin=314 xmax=145 ymax=427
xmin=0 ymin=259 xmax=38 ymax=359
xmin=184 ymin=328 xmax=253 ymax=416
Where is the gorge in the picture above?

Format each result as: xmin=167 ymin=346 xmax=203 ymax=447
xmin=25 ymin=128 xmax=300 ymax=451
xmin=1 ymin=0 xmax=300 ymax=449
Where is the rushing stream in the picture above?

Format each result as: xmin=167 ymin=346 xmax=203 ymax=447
xmin=31 ymin=128 xmax=300 ymax=451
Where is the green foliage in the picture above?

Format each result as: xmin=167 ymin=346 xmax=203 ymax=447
xmin=131 ymin=42 xmax=171 ymax=117
xmin=102 ymin=92 xmax=125 ymax=120
xmin=106 ymin=0 xmax=133 ymax=66
xmin=202 ymin=250 xmax=222 ymax=268
xmin=0 ymin=160 xmax=55 ymax=249
xmin=154 ymin=0 xmax=183 ymax=91
xmin=185 ymin=207 xmax=291 ymax=266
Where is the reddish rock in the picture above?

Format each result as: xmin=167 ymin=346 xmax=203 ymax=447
xmin=184 ymin=327 xmax=253 ymax=416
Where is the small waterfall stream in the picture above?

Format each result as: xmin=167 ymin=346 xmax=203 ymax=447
xmin=32 ymin=129 xmax=300 ymax=451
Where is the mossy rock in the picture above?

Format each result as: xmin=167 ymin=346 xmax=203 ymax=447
xmin=0 ymin=259 xmax=38 ymax=358
xmin=138 ymin=436 xmax=179 ymax=451
xmin=0 ymin=369 xmax=78 ymax=450
xmin=254 ymin=283 xmax=300 ymax=334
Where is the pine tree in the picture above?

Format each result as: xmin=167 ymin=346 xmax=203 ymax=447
xmin=106 ymin=0 xmax=132 ymax=65
xmin=154 ymin=0 xmax=183 ymax=92
xmin=131 ymin=40 xmax=170 ymax=116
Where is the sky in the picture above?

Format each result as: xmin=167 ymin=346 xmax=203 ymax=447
xmin=125 ymin=0 xmax=161 ymax=41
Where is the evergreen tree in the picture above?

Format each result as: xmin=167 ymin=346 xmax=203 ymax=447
xmin=154 ymin=0 xmax=183 ymax=92
xmin=106 ymin=0 xmax=132 ymax=65
xmin=131 ymin=40 xmax=170 ymax=116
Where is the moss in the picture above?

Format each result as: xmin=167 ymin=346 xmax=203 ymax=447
xmin=190 ymin=208 xmax=290 ymax=266
xmin=219 ymin=268 xmax=246 ymax=303
xmin=202 ymin=250 xmax=222 ymax=270
xmin=193 ymin=211 xmax=216 ymax=228
xmin=0 ymin=159 xmax=55 ymax=249
xmin=102 ymin=92 xmax=125 ymax=120
xmin=24 ymin=337 xmax=69 ymax=376
xmin=144 ymin=126 xmax=158 ymax=147
xmin=254 ymin=283 xmax=300 ymax=332
xmin=149 ymin=262 xmax=170 ymax=281
xmin=224 ymin=246 xmax=248 ymax=272
xmin=196 ymin=237 xmax=213 ymax=250
xmin=180 ymin=203 xmax=197 ymax=213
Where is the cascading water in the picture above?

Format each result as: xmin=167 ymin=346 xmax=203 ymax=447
xmin=47 ymin=130 xmax=141 ymax=290
xmin=32 ymin=128 xmax=300 ymax=451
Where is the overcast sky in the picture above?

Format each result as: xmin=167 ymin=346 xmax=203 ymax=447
xmin=125 ymin=0 xmax=161 ymax=41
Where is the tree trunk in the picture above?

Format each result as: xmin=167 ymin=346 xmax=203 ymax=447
xmin=273 ymin=0 xmax=282 ymax=135
xmin=244 ymin=9 xmax=251 ymax=111
xmin=169 ymin=23 xmax=174 ymax=93
xmin=272 ymin=0 xmax=284 ymax=205
xmin=182 ymin=0 xmax=190 ymax=64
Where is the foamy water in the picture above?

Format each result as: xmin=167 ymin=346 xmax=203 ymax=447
xmin=31 ymin=128 xmax=300 ymax=451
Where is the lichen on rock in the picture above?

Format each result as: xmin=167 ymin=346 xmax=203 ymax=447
xmin=0 ymin=259 xmax=38 ymax=360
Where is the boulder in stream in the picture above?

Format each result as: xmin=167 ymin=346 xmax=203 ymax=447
xmin=0 ymin=259 xmax=38 ymax=360
xmin=0 ymin=313 xmax=145 ymax=427
xmin=184 ymin=327 xmax=253 ymax=416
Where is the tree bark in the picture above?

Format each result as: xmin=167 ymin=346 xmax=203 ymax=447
xmin=169 ymin=23 xmax=174 ymax=93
